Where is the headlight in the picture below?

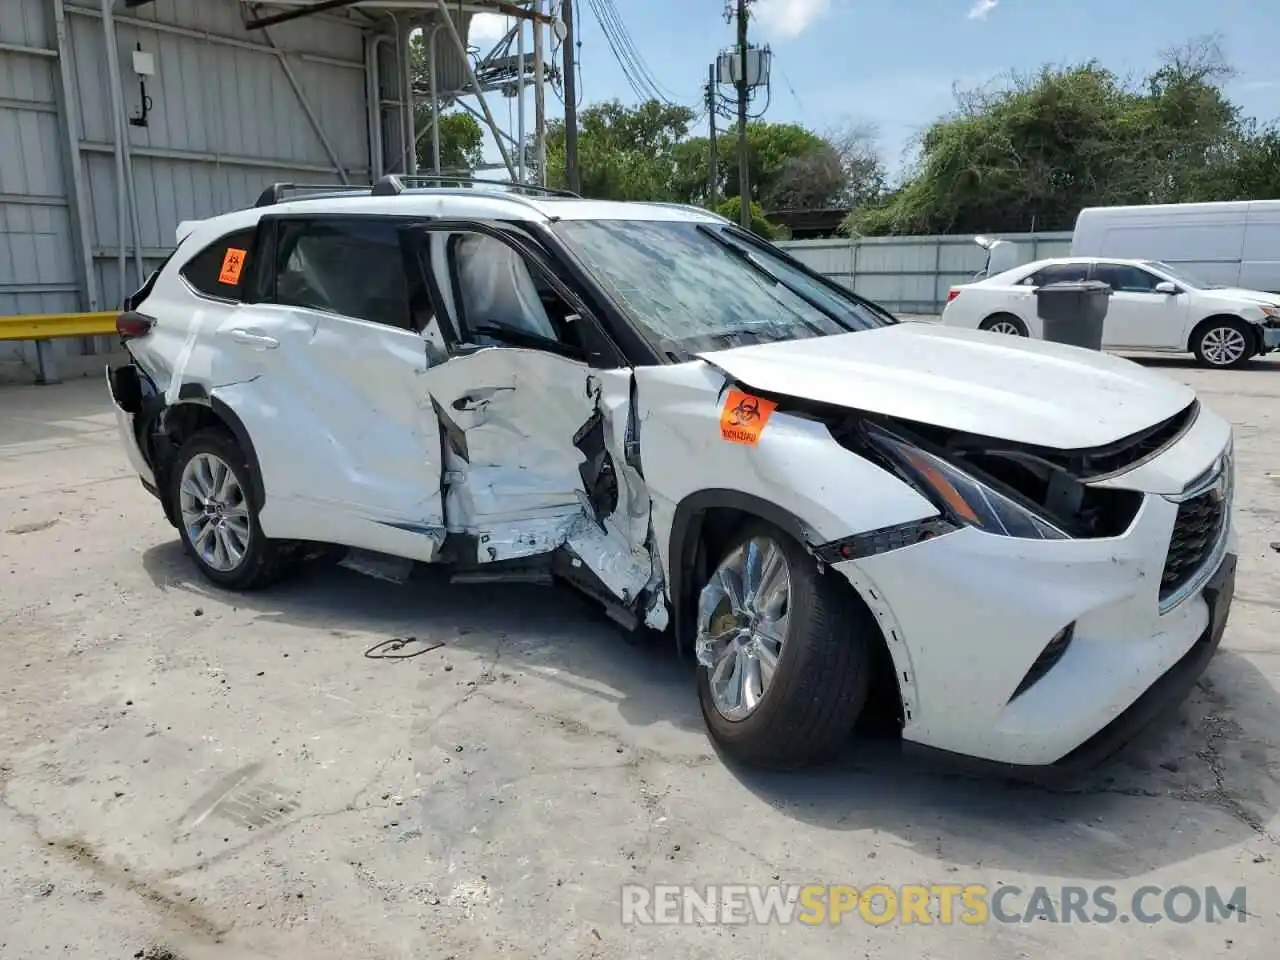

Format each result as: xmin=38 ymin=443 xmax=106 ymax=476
xmin=1258 ymin=305 xmax=1280 ymax=326
xmin=866 ymin=425 xmax=1069 ymax=540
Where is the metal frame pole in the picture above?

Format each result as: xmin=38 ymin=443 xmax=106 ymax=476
xmin=430 ymin=0 xmax=517 ymax=178
xmin=516 ymin=14 xmax=526 ymax=181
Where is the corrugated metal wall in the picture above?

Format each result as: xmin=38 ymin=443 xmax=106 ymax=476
xmin=777 ymin=232 xmax=1075 ymax=315
xmin=1 ymin=0 xmax=374 ymax=376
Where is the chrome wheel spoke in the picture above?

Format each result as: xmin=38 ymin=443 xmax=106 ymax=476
xmin=755 ymin=636 xmax=781 ymax=689
xmin=698 ymin=535 xmax=793 ymax=722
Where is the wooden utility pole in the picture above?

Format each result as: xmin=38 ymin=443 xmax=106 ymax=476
xmin=734 ymin=0 xmax=750 ymax=228
xmin=562 ymin=0 xmax=580 ymax=193
xmin=707 ymin=63 xmax=718 ymax=208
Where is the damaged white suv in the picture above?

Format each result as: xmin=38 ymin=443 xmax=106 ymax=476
xmin=108 ymin=176 xmax=1237 ymax=776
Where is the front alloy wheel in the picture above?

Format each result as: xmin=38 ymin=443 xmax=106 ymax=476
xmin=697 ymin=536 xmax=791 ymax=721
xmin=694 ymin=520 xmax=874 ymax=770
xmin=1194 ymin=319 xmax=1253 ymax=368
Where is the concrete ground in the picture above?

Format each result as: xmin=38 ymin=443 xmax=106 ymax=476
xmin=0 ymin=357 xmax=1276 ymax=960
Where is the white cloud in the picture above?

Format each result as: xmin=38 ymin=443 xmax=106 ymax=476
xmin=967 ymin=0 xmax=998 ymax=20
xmin=751 ymin=0 xmax=832 ymax=40
xmin=469 ymin=13 xmax=512 ymax=43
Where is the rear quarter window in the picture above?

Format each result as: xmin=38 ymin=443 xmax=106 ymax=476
xmin=180 ymin=227 xmax=259 ymax=301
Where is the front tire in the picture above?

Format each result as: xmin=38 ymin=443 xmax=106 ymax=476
xmin=170 ymin=428 xmax=291 ymax=590
xmin=1193 ymin=317 xmax=1255 ymax=368
xmin=695 ymin=520 xmax=873 ymax=770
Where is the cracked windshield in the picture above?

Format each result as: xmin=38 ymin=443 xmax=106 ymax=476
xmin=554 ymin=219 xmax=893 ymax=355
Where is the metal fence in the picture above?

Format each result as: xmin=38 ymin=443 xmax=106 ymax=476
xmin=776 ymin=232 xmax=1074 ymax=315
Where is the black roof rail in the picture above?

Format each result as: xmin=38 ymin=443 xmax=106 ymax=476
xmin=254 ymin=182 xmax=373 ymax=207
xmin=371 ymin=173 xmax=581 ymax=199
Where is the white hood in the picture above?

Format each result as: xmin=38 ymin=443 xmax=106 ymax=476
xmin=697 ymin=323 xmax=1196 ymax=450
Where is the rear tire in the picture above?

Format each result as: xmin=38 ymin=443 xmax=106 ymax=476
xmin=979 ymin=313 xmax=1029 ymax=337
xmin=695 ymin=520 xmax=874 ymax=770
xmin=170 ymin=428 xmax=293 ymax=590
xmin=1192 ymin=317 xmax=1255 ymax=369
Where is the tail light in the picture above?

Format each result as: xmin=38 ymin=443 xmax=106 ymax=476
xmin=116 ymin=311 xmax=155 ymax=341
xmin=946 ymin=289 xmax=961 ymax=303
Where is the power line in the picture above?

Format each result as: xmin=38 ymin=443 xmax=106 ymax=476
xmin=582 ymin=0 xmax=698 ymax=108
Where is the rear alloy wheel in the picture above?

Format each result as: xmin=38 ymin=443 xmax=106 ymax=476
xmin=695 ymin=520 xmax=873 ymax=770
xmin=1193 ymin=318 xmax=1254 ymax=369
xmin=171 ymin=429 xmax=291 ymax=590
xmin=980 ymin=314 xmax=1028 ymax=336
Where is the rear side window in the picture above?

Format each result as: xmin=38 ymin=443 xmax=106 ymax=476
xmin=180 ymin=228 xmax=259 ymax=301
xmin=271 ymin=218 xmax=413 ymax=329
xmin=1024 ymin=263 xmax=1089 ymax=286
xmin=1092 ymin=263 xmax=1160 ymax=293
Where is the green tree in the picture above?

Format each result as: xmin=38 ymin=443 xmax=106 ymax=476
xmin=715 ymin=196 xmax=780 ymax=238
xmin=541 ymin=99 xmax=699 ymax=200
xmin=846 ymin=35 xmax=1278 ymax=236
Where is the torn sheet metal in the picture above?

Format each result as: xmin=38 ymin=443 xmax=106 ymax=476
xmin=564 ymin=513 xmax=653 ymax=605
xmin=425 ymin=349 xmax=600 ymax=561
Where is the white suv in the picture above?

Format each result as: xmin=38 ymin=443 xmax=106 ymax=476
xmin=108 ymin=177 xmax=1238 ymax=776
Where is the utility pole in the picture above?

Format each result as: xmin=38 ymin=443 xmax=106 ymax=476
xmin=533 ymin=0 xmax=547 ymax=184
xmin=707 ymin=63 xmax=718 ymax=208
xmin=734 ymin=0 xmax=751 ymax=228
xmin=562 ymin=0 xmax=580 ymax=193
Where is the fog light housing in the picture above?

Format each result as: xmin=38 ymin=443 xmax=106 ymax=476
xmin=1009 ymin=623 xmax=1076 ymax=702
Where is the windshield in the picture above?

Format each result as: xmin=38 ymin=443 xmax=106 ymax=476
xmin=1143 ymin=261 xmax=1212 ymax=289
xmin=552 ymin=219 xmax=894 ymax=356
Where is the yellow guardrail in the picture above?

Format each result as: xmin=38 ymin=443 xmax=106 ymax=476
xmin=0 ymin=311 xmax=118 ymax=341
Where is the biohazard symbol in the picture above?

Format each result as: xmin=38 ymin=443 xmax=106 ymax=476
xmin=719 ymin=388 xmax=776 ymax=445
xmin=218 ymin=247 xmax=247 ymax=286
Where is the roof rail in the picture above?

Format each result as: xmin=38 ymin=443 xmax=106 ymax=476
xmin=254 ymin=182 xmax=372 ymax=207
xmin=371 ymin=173 xmax=581 ymax=199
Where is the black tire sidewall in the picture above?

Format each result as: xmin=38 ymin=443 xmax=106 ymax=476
xmin=170 ymin=429 xmax=271 ymax=589
xmin=695 ymin=519 xmax=871 ymax=764
xmin=1195 ymin=318 xmax=1255 ymax=368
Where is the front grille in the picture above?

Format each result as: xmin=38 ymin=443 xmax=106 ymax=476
xmin=1078 ymin=401 xmax=1199 ymax=478
xmin=1160 ymin=489 xmax=1227 ymax=602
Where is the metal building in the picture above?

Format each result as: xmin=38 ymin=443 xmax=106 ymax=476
xmin=0 ymin=0 xmax=551 ymax=381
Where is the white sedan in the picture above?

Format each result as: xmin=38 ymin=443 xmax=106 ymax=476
xmin=942 ymin=256 xmax=1280 ymax=368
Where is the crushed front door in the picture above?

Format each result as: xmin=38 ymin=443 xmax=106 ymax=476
xmin=421 ymin=349 xmax=660 ymax=614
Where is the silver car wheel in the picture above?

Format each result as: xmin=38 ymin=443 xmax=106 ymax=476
xmin=987 ymin=319 xmax=1024 ymax=336
xmin=178 ymin=452 xmax=251 ymax=573
xmin=1201 ymin=326 xmax=1248 ymax=366
xmin=695 ymin=536 xmax=792 ymax=722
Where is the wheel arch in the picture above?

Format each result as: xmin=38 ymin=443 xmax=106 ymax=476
xmin=155 ymin=388 xmax=267 ymax=519
xmin=666 ymin=488 xmax=907 ymax=731
xmin=1187 ymin=313 xmax=1259 ymax=356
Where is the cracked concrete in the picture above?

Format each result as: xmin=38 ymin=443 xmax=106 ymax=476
xmin=1 ymin=360 xmax=1278 ymax=959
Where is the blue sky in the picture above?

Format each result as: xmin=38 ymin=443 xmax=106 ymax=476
xmin=467 ymin=0 xmax=1280 ymax=179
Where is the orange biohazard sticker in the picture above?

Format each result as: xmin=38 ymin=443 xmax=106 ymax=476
xmin=217 ymin=247 xmax=247 ymax=285
xmin=719 ymin=388 xmax=776 ymax=445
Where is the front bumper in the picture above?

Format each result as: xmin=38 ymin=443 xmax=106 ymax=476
xmin=1262 ymin=325 xmax=1280 ymax=352
xmin=834 ymin=413 xmax=1236 ymax=770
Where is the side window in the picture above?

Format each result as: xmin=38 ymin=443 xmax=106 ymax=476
xmin=1093 ymin=263 xmax=1160 ymax=293
xmin=446 ymin=232 xmax=586 ymax=357
xmin=1025 ymin=263 xmax=1090 ymax=287
xmin=272 ymin=218 xmax=414 ymax=330
xmin=180 ymin=228 xmax=258 ymax=301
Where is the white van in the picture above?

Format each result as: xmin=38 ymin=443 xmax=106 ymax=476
xmin=1071 ymin=200 xmax=1280 ymax=293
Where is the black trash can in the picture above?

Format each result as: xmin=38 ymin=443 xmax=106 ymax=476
xmin=1035 ymin=280 xmax=1112 ymax=350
